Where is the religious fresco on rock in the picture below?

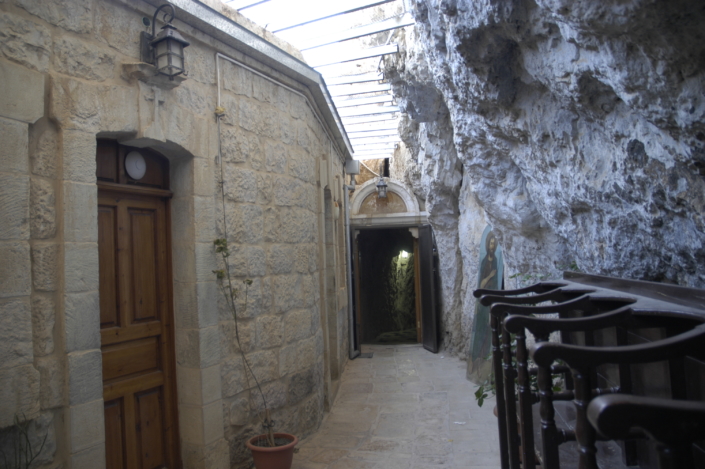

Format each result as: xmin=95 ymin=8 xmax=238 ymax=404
xmin=468 ymin=225 xmax=503 ymax=383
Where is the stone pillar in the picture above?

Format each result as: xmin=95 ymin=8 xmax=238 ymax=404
xmin=170 ymin=148 xmax=229 ymax=469
xmin=61 ymin=129 xmax=105 ymax=468
xmin=0 ymin=58 xmax=57 ymax=464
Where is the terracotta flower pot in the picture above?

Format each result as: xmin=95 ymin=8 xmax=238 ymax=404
xmin=246 ymin=433 xmax=298 ymax=469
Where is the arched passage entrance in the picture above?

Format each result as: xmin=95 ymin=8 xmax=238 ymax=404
xmin=349 ymin=179 xmax=440 ymax=352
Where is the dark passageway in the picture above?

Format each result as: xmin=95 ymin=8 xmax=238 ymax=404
xmin=358 ymin=228 xmax=419 ymax=344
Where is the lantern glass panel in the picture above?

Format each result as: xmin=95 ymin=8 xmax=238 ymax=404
xmin=171 ymin=51 xmax=183 ymax=70
xmin=156 ymin=40 xmax=168 ymax=57
xmin=156 ymin=41 xmax=169 ymax=69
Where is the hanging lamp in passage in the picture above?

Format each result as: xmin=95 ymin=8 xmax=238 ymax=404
xmin=376 ymin=176 xmax=388 ymax=198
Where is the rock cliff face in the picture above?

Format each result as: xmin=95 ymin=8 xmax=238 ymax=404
xmin=383 ymin=0 xmax=705 ymax=355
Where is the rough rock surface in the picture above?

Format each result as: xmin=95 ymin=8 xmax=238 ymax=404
xmin=383 ymin=0 xmax=705 ymax=356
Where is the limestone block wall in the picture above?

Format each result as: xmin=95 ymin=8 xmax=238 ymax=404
xmin=215 ymin=61 xmax=349 ymax=467
xmin=0 ymin=0 xmax=350 ymax=468
xmin=0 ymin=58 xmax=58 ymax=467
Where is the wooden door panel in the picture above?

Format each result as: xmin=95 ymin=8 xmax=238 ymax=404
xmin=99 ymin=205 xmax=120 ymax=328
xmin=101 ymin=322 xmax=163 ymax=347
xmin=136 ymin=388 xmax=166 ymax=469
xmin=129 ymin=208 xmax=160 ymax=323
xmin=105 ymin=399 xmax=126 ymax=469
xmin=99 ymin=189 xmax=179 ymax=469
xmin=104 ymin=371 xmax=164 ymax=403
xmin=102 ymin=337 xmax=160 ymax=382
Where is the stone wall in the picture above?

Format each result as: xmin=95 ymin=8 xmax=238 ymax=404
xmin=0 ymin=0 xmax=350 ymax=467
xmin=384 ymin=0 xmax=705 ymax=356
xmin=215 ymin=60 xmax=348 ymax=466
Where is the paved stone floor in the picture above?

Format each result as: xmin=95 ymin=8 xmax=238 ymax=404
xmin=293 ymin=343 xmax=502 ymax=469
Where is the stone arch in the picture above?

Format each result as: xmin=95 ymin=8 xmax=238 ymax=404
xmin=351 ymin=178 xmax=421 ymax=215
xmin=349 ymin=178 xmax=427 ymax=227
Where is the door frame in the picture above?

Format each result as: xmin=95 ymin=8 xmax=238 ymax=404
xmin=96 ymin=140 xmax=181 ymax=468
xmin=350 ymin=224 xmax=438 ymax=351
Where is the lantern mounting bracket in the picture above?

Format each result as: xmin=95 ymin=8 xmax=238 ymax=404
xmin=139 ymin=2 xmax=189 ymax=81
xmin=151 ymin=3 xmax=176 ymax=40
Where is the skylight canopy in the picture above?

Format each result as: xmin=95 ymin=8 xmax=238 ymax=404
xmin=222 ymin=0 xmax=413 ymax=161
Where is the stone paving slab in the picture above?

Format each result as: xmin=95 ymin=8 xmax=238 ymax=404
xmin=293 ymin=344 xmax=502 ymax=469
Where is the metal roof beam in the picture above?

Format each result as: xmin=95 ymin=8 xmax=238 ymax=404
xmin=334 ymin=94 xmax=393 ymax=108
xmin=342 ymin=114 xmax=398 ymax=125
xmin=353 ymin=154 xmax=391 ymax=161
xmin=299 ymin=13 xmax=415 ymax=50
xmin=325 ymin=72 xmax=384 ymax=86
xmin=353 ymin=148 xmax=396 ymax=155
xmin=348 ymin=130 xmax=399 ymax=138
xmin=329 ymin=83 xmax=391 ymax=96
xmin=270 ymin=0 xmax=397 ymax=33
xmin=309 ymin=44 xmax=398 ymax=68
xmin=345 ymin=120 xmax=399 ymax=131
xmin=353 ymin=143 xmax=397 ymax=151
xmin=354 ymin=149 xmax=395 ymax=154
xmin=350 ymin=136 xmax=401 ymax=145
xmin=353 ymin=151 xmax=394 ymax=160
xmin=338 ymin=105 xmax=399 ymax=117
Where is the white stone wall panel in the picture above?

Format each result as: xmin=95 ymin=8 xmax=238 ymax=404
xmin=0 ymin=297 xmax=33 ymax=369
xmin=62 ymin=182 xmax=97 ymax=243
xmin=37 ymin=355 xmax=63 ymax=410
xmin=0 ymin=242 xmax=31 ymax=298
xmin=15 ymin=0 xmax=93 ymax=34
xmin=0 ymin=59 xmax=44 ymax=123
xmin=62 ymin=130 xmax=97 ymax=183
xmin=0 ymin=363 xmax=40 ymax=428
xmin=0 ymin=12 xmax=51 ymax=72
xmin=29 ymin=178 xmax=56 ymax=239
xmin=68 ymin=399 xmax=105 ymax=453
xmin=0 ymin=173 xmax=30 ymax=240
xmin=64 ymin=292 xmax=100 ymax=353
xmin=31 ymin=243 xmax=59 ymax=292
xmin=31 ymin=294 xmax=55 ymax=356
xmin=54 ymin=37 xmax=116 ymax=82
xmin=0 ymin=117 xmax=29 ymax=173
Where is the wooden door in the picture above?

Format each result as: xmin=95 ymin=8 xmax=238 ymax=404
xmin=352 ymin=230 xmax=362 ymax=351
xmin=98 ymin=188 xmax=180 ymax=469
xmin=413 ymin=238 xmax=422 ymax=344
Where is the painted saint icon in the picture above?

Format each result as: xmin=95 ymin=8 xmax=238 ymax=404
xmin=468 ymin=225 xmax=503 ymax=383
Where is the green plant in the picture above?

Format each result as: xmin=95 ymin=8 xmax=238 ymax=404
xmin=0 ymin=415 xmax=47 ymax=469
xmin=213 ymin=238 xmax=276 ymax=447
xmin=474 ymin=375 xmax=496 ymax=408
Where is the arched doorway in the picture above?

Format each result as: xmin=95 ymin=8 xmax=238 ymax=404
xmin=349 ymin=179 xmax=440 ymax=352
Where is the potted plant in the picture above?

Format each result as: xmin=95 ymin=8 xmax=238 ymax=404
xmin=213 ymin=238 xmax=298 ymax=469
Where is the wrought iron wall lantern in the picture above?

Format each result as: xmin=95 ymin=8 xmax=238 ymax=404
xmin=140 ymin=3 xmax=190 ymax=80
xmin=376 ymin=176 xmax=388 ymax=199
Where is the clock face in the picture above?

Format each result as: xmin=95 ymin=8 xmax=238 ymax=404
xmin=125 ymin=151 xmax=147 ymax=180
